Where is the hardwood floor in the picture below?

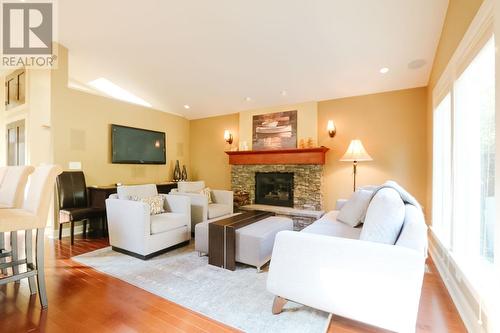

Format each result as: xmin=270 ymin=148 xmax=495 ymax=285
xmin=0 ymin=235 xmax=466 ymax=333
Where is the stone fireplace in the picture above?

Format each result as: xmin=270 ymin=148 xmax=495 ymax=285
xmin=255 ymin=172 xmax=294 ymax=207
xmin=231 ymin=164 xmax=323 ymax=210
xmin=226 ymin=147 xmax=329 ymax=230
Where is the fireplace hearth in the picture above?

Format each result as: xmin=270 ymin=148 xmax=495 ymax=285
xmin=255 ymin=172 xmax=294 ymax=207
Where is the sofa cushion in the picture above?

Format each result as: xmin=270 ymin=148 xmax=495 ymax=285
xmin=150 ymin=212 xmax=187 ymax=234
xmin=302 ymin=211 xmax=362 ymax=239
xmin=208 ymin=203 xmax=232 ymax=219
xmin=337 ymin=189 xmax=373 ymax=227
xmin=117 ymin=184 xmax=158 ymax=200
xmin=396 ymin=204 xmax=428 ymax=255
xmin=360 ymin=188 xmax=405 ymax=245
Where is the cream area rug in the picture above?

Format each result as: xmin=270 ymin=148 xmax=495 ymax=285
xmin=72 ymin=243 xmax=329 ymax=333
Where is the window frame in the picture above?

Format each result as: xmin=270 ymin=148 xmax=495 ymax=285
xmin=431 ymin=0 xmax=498 ymax=317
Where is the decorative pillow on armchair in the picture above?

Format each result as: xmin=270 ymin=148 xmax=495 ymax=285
xmin=136 ymin=195 xmax=165 ymax=215
xmin=337 ymin=189 xmax=373 ymax=227
xmin=200 ymin=187 xmax=213 ymax=204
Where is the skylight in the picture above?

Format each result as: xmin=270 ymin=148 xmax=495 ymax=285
xmin=88 ymin=78 xmax=152 ymax=108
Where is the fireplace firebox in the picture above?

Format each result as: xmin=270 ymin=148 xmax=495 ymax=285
xmin=255 ymin=172 xmax=294 ymax=207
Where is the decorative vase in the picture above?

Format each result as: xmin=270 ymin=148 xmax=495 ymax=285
xmin=181 ymin=165 xmax=187 ymax=181
xmin=173 ymin=160 xmax=181 ymax=181
xmin=306 ymin=137 xmax=314 ymax=148
xmin=299 ymin=138 xmax=305 ymax=149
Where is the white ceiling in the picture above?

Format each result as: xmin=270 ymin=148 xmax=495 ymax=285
xmin=58 ymin=0 xmax=448 ymax=119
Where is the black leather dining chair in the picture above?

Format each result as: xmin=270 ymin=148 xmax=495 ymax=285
xmin=56 ymin=171 xmax=106 ymax=244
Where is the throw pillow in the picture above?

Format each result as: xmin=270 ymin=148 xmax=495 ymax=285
xmin=200 ymin=187 xmax=213 ymax=204
xmin=359 ymin=188 xmax=405 ymax=245
xmin=138 ymin=195 xmax=165 ymax=215
xmin=337 ymin=189 xmax=373 ymax=227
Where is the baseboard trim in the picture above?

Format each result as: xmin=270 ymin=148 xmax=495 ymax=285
xmin=47 ymin=224 xmax=84 ymax=239
xmin=429 ymin=239 xmax=487 ymax=333
xmin=112 ymin=240 xmax=190 ymax=260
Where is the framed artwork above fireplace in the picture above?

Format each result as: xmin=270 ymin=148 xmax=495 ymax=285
xmin=252 ymin=110 xmax=297 ymax=150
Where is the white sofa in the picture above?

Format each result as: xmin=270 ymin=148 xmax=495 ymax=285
xmin=105 ymin=184 xmax=191 ymax=259
xmin=267 ymin=187 xmax=428 ymax=333
xmin=170 ymin=181 xmax=233 ymax=230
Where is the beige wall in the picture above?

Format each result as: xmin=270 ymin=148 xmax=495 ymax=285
xmin=190 ymin=113 xmax=239 ymax=190
xmin=239 ymin=101 xmax=318 ymax=149
xmin=27 ymin=69 xmax=52 ymax=166
xmin=318 ymin=88 xmax=428 ymax=213
xmin=51 ymin=45 xmax=190 ymax=186
xmin=190 ymin=102 xmax=317 ymax=190
xmin=189 ymin=88 xmax=427 ymax=214
xmin=426 ymin=0 xmax=484 ymax=216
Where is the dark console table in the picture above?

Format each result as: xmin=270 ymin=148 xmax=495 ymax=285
xmin=88 ymin=182 xmax=178 ymax=210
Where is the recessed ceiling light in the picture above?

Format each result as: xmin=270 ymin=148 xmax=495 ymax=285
xmin=88 ymin=78 xmax=152 ymax=108
xmin=245 ymin=97 xmax=252 ymax=102
xmin=379 ymin=67 xmax=389 ymax=74
xmin=281 ymin=90 xmax=287 ymax=96
xmin=183 ymin=104 xmax=190 ymax=109
xmin=408 ymin=59 xmax=427 ymax=70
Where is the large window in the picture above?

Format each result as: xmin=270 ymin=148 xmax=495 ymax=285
xmin=454 ymin=37 xmax=496 ymax=263
xmin=432 ymin=36 xmax=495 ymax=273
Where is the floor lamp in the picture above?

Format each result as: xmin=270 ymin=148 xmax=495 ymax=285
xmin=340 ymin=139 xmax=373 ymax=191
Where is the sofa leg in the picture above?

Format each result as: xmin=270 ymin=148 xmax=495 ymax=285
xmin=272 ymin=296 xmax=287 ymax=315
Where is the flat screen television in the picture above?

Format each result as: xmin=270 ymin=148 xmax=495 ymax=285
xmin=111 ymin=124 xmax=166 ymax=164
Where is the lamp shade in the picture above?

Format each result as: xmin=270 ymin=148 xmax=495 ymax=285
xmin=340 ymin=139 xmax=372 ymax=162
xmin=327 ymin=120 xmax=335 ymax=132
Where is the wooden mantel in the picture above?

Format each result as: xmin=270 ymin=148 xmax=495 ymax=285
xmin=225 ymin=146 xmax=329 ymax=165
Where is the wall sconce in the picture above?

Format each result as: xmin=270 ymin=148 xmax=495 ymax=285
xmin=327 ymin=120 xmax=336 ymax=138
xmin=224 ymin=130 xmax=233 ymax=144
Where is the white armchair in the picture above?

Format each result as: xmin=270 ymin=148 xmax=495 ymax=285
xmin=170 ymin=181 xmax=233 ymax=230
xmin=105 ymin=184 xmax=191 ymax=259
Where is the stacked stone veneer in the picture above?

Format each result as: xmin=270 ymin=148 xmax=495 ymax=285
xmin=231 ymin=164 xmax=324 ymax=211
